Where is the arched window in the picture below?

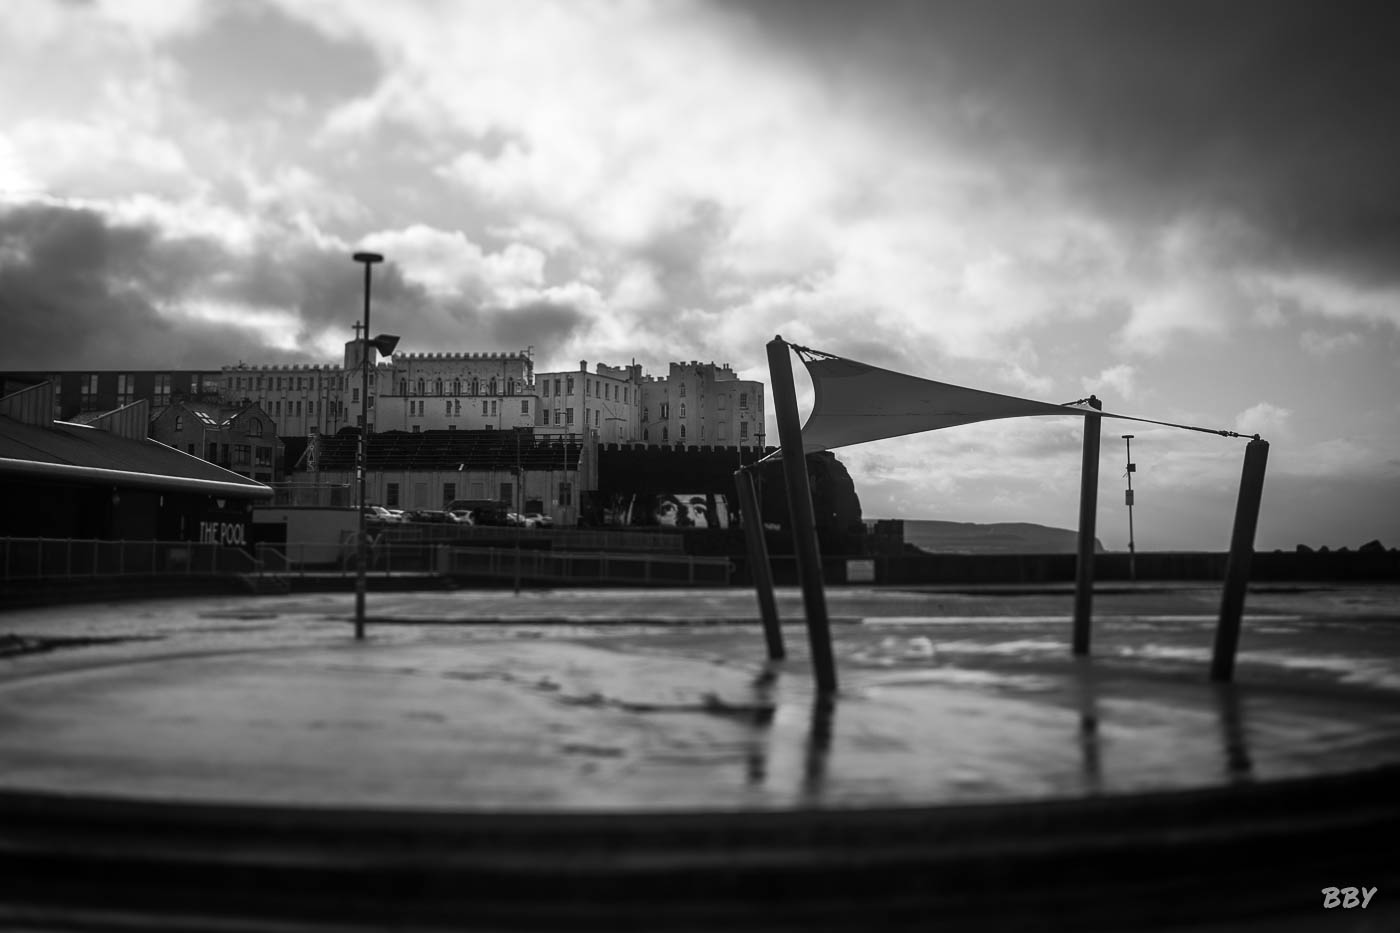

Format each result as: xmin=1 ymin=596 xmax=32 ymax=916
xmin=417 ymin=378 xmax=425 ymax=395
xmin=680 ymin=424 xmax=686 ymax=440
xmin=175 ymin=415 xmax=183 ymax=431
xmin=507 ymin=379 xmax=514 ymax=396
xmin=680 ymin=403 xmax=686 ymax=419
xmin=452 ymin=379 xmax=461 ymax=395
xmin=642 ymin=407 xmax=649 ymax=422
xmin=489 ymin=378 xmax=497 ymax=396
xmin=435 ymin=378 xmax=443 ymax=396
xmin=662 ymin=426 xmax=669 ymax=443
xmin=471 ymin=378 xmax=480 ymax=395
xmin=399 ymin=379 xmax=407 ymax=395
xmin=249 ymin=418 xmax=262 ymax=437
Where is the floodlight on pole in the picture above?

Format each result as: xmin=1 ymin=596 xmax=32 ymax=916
xmin=352 ymin=250 xmax=386 ymax=641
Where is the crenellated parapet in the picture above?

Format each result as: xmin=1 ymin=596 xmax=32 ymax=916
xmin=221 ymin=363 xmax=344 ymax=373
xmin=396 ymin=352 xmax=529 ymax=362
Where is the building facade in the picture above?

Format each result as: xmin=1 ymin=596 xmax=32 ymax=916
xmin=149 ymin=400 xmax=284 ymax=484
xmin=308 ymin=428 xmax=591 ymax=525
xmin=0 ymin=370 xmax=223 ymax=422
xmin=219 ymin=362 xmax=349 ymax=439
xmin=375 ymin=350 xmax=536 ymax=434
xmin=638 ymin=362 xmax=765 ymax=448
xmin=533 ymin=361 xmax=644 ymax=445
xmin=6 ymin=348 xmax=767 ymax=458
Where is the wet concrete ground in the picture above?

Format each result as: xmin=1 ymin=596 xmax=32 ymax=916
xmin=3 ymin=583 xmax=1399 ymax=931
xmin=1 ymin=583 xmax=1398 ymax=811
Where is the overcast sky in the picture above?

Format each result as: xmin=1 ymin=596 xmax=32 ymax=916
xmin=2 ymin=0 xmax=1397 ymax=550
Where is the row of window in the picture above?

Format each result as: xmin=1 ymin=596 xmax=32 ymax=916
xmin=230 ymin=444 xmax=275 ymax=467
xmin=229 ymin=374 xmax=342 ymax=393
xmin=397 ymin=377 xmax=523 ymax=397
xmin=186 ymin=442 xmax=272 ymax=467
xmin=635 ymin=422 xmax=750 ymax=443
xmin=541 ymin=376 xmax=631 ymax=404
xmin=62 ymin=373 xmax=187 ymax=406
xmin=401 ymin=399 xmax=534 ymax=418
xmin=637 ymin=394 xmax=748 ymax=423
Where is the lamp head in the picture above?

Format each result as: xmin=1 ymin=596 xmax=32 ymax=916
xmin=352 ymin=251 xmax=384 ymax=264
xmin=370 ymin=334 xmax=400 ymax=356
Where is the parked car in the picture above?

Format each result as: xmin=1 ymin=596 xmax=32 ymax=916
xmin=448 ymin=509 xmax=474 ymax=524
xmin=521 ymin=512 xmax=553 ymax=528
xmin=447 ymin=499 xmax=513 ymax=526
xmin=364 ymin=506 xmax=395 ymax=523
xmin=404 ymin=508 xmax=454 ymax=524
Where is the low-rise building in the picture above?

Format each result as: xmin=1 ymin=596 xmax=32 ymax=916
xmin=0 ymin=382 xmax=271 ymax=542
xmin=150 ymin=400 xmax=284 ymax=484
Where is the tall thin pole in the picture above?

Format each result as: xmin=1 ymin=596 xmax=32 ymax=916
xmin=1072 ymin=395 xmax=1102 ymax=656
xmin=352 ymin=251 xmax=383 ymax=640
xmin=1123 ymin=434 xmax=1137 ymax=582
xmin=766 ymin=336 xmax=836 ymax=695
xmin=1211 ymin=439 xmax=1270 ymax=683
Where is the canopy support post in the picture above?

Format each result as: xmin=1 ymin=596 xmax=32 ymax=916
xmin=1073 ymin=396 xmax=1103 ymax=656
xmin=767 ymin=336 xmax=837 ymax=695
xmin=734 ymin=467 xmax=784 ymax=661
xmin=1211 ymin=439 xmax=1269 ymax=683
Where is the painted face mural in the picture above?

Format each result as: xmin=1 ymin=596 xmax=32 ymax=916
xmin=597 ymin=493 xmax=729 ymax=528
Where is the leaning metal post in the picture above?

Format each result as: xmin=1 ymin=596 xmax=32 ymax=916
xmin=1211 ymin=438 xmax=1270 ymax=683
xmin=1072 ymin=395 xmax=1103 ymax=656
xmin=735 ymin=467 xmax=784 ymax=661
xmin=766 ymin=337 xmax=836 ymax=694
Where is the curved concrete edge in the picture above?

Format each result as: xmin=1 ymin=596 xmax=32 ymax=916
xmin=3 ymin=764 xmax=1399 ymax=931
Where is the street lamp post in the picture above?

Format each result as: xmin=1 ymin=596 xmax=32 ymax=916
xmin=1122 ymin=434 xmax=1137 ymax=582
xmin=350 ymin=251 xmax=401 ymax=639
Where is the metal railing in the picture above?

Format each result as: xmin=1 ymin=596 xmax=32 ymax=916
xmin=250 ymin=541 xmax=731 ymax=586
xmin=2 ymin=537 xmax=258 ymax=581
xmin=441 ymin=546 xmax=733 ymax=586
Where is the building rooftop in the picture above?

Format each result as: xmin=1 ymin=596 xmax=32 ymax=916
xmin=0 ymin=411 xmax=272 ymax=499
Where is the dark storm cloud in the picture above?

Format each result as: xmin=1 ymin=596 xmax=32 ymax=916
xmin=485 ymin=301 xmax=588 ymax=353
xmin=726 ymin=0 xmax=1400 ymax=284
xmin=0 ymin=203 xmax=430 ymax=370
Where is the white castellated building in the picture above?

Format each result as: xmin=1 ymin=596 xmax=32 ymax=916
xmin=219 ymin=361 xmax=348 ymax=438
xmin=223 ymin=342 xmax=536 ymax=437
xmin=531 ymin=361 xmax=644 ymax=445
xmin=637 ymin=361 xmax=765 ymax=448
xmin=222 ymin=344 xmax=764 ymax=450
xmin=530 ymin=360 xmax=765 ymax=449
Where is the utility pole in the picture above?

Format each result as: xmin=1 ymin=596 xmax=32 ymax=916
xmin=1122 ymin=434 xmax=1137 ymax=582
xmin=350 ymin=252 xmax=398 ymax=640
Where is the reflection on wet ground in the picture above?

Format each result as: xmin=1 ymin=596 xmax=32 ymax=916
xmin=0 ymin=584 xmax=1397 ymax=811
